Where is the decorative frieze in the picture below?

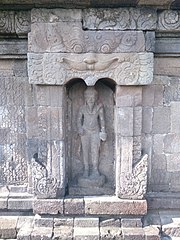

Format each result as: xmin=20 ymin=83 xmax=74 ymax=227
xmin=82 ymin=8 xmax=157 ymax=30
xmin=0 ymin=11 xmax=30 ymax=35
xmin=28 ymin=52 xmax=153 ymax=86
xmin=29 ymin=23 xmax=145 ymax=53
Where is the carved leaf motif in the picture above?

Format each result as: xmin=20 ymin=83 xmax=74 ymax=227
xmin=15 ymin=11 xmax=31 ymax=34
xmin=0 ymin=11 xmax=14 ymax=33
xmin=120 ymin=154 xmax=148 ymax=199
xmin=32 ymin=159 xmax=58 ymax=199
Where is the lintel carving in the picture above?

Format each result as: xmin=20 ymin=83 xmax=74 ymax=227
xmin=28 ymin=52 xmax=153 ymax=86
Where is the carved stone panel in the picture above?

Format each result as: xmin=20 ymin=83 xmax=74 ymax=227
xmin=158 ymin=10 xmax=180 ymax=31
xmin=28 ymin=52 xmax=154 ymax=86
xmin=26 ymin=86 xmax=66 ymax=198
xmin=82 ymin=8 xmax=157 ymax=30
xmin=29 ymin=22 xmax=145 ymax=53
xmin=0 ymin=10 xmax=30 ymax=35
xmin=0 ymin=76 xmax=27 ymax=186
xmin=67 ymin=81 xmax=115 ymax=195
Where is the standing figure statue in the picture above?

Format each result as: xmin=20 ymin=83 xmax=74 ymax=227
xmin=77 ymin=87 xmax=107 ymax=187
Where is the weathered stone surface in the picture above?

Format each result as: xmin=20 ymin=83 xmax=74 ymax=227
xmin=134 ymin=107 xmax=142 ymax=136
xmin=117 ymin=154 xmax=148 ymax=200
xmin=53 ymin=225 xmax=73 ymax=240
xmin=31 ymin=8 xmax=82 ymax=23
xmin=8 ymin=198 xmax=33 ymax=210
xmin=164 ymin=134 xmax=180 ymax=153
xmin=115 ymin=108 xmax=133 ymax=136
xmin=166 ymin=154 xmax=180 ymax=172
xmin=152 ymin=107 xmax=170 ymax=134
xmin=54 ymin=217 xmax=74 ymax=227
xmin=100 ymin=218 xmax=121 ymax=227
xmin=154 ymin=57 xmax=180 ymax=76
xmin=164 ymin=82 xmax=180 ymax=105
xmin=31 ymin=227 xmax=53 ymax=240
xmin=0 ymin=198 xmax=7 ymax=209
xmin=170 ymin=102 xmax=180 ymax=133
xmin=100 ymin=226 xmax=122 ymax=239
xmin=122 ymin=227 xmax=145 ymax=240
xmin=0 ymin=217 xmax=18 ymax=239
xmin=84 ymin=197 xmax=147 ymax=215
xmin=33 ymin=199 xmax=63 ymax=214
xmin=158 ymin=10 xmax=180 ymax=31
xmin=142 ymin=85 xmax=164 ymax=107
xmin=142 ymin=107 xmax=153 ymax=134
xmin=153 ymin=134 xmax=165 ymax=155
xmin=147 ymin=194 xmax=180 ymax=210
xmin=64 ymin=198 xmax=85 ymax=215
xmin=82 ymin=8 xmax=157 ymax=30
xmin=28 ymin=52 xmax=154 ymax=86
xmin=29 ymin=21 xmax=145 ymax=53
xmin=116 ymin=86 xmax=142 ymax=107
xmin=143 ymin=226 xmax=160 ymax=240
xmin=152 ymin=154 xmax=167 ymax=170
xmin=145 ymin=31 xmax=155 ymax=52
xmin=121 ymin=218 xmax=142 ymax=228
xmin=0 ymin=10 xmax=30 ymax=35
xmin=0 ymin=39 xmax=28 ymax=55
xmin=74 ymin=218 xmax=99 ymax=240
xmin=155 ymin=37 xmax=180 ymax=54
xmin=34 ymin=216 xmax=54 ymax=228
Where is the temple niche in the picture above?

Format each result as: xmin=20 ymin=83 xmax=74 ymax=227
xmin=67 ymin=79 xmax=115 ymax=195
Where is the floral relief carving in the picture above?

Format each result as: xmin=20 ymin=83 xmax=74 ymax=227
xmin=119 ymin=154 xmax=148 ymax=199
xmin=82 ymin=8 xmax=157 ymax=30
xmin=158 ymin=10 xmax=180 ymax=31
xmin=32 ymin=154 xmax=58 ymax=199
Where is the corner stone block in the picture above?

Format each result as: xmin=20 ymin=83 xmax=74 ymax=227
xmin=116 ymin=86 xmax=142 ymax=107
xmin=33 ymin=199 xmax=63 ymax=215
xmin=84 ymin=197 xmax=147 ymax=216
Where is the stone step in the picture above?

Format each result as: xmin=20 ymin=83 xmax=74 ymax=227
xmin=0 ymin=215 xmax=161 ymax=240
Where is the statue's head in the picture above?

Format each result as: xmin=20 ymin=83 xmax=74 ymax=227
xmin=84 ymin=87 xmax=98 ymax=106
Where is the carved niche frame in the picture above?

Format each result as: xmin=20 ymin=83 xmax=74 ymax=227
xmin=27 ymin=8 xmax=153 ymax=200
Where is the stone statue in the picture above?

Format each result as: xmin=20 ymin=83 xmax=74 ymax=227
xmin=77 ymin=87 xmax=107 ymax=187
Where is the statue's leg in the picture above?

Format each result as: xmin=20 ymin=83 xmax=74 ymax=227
xmin=91 ymin=132 xmax=100 ymax=176
xmin=81 ymin=133 xmax=89 ymax=177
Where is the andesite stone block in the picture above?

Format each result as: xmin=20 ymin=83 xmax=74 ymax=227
xmin=31 ymin=227 xmax=53 ymax=240
xmin=122 ymin=227 xmax=145 ymax=240
xmin=33 ymin=199 xmax=63 ymax=214
xmin=64 ymin=197 xmax=85 ymax=215
xmin=84 ymin=197 xmax=147 ymax=215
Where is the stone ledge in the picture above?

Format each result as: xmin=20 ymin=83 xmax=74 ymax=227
xmin=33 ymin=197 xmax=147 ymax=216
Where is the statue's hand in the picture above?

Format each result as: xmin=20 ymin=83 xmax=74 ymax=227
xmin=100 ymin=132 xmax=107 ymax=141
xmin=78 ymin=128 xmax=84 ymax=136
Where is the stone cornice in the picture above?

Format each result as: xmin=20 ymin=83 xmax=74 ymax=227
xmin=0 ymin=0 xmax=179 ymax=10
